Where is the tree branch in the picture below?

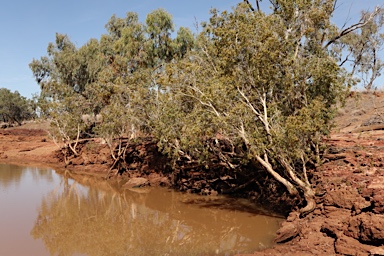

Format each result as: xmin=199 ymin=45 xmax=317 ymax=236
xmin=254 ymin=152 xmax=298 ymax=195
xmin=244 ymin=0 xmax=255 ymax=12
xmin=185 ymin=85 xmax=222 ymax=118
xmin=324 ymin=7 xmax=382 ymax=48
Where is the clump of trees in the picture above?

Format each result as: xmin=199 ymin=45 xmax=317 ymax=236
xmin=30 ymin=9 xmax=194 ymax=157
xmin=30 ymin=1 xmax=384 ymax=214
xmin=0 ymin=88 xmax=36 ymax=126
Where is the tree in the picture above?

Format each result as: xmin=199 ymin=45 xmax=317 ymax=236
xmin=145 ymin=9 xmax=175 ymax=64
xmin=29 ymin=9 xmax=195 ymax=163
xmin=154 ymin=1 xmax=383 ymax=214
xmin=30 ymin=3 xmax=383 ymax=214
xmin=335 ymin=7 xmax=384 ymax=90
xmin=0 ymin=88 xmax=35 ymax=125
xmin=173 ymin=27 xmax=196 ymax=59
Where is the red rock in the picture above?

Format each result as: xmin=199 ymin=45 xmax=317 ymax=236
xmin=359 ymin=213 xmax=384 ymax=243
xmin=335 ymin=233 xmax=375 ymax=255
xmin=274 ymin=222 xmax=300 ymax=243
xmin=370 ymin=246 xmax=384 ymax=256
xmin=373 ymin=190 xmax=384 ymax=214
xmin=368 ymin=176 xmax=384 ymax=189
xmin=345 ymin=213 xmax=384 ymax=243
xmin=323 ymin=187 xmax=371 ymax=213
xmin=122 ymin=177 xmax=149 ymax=188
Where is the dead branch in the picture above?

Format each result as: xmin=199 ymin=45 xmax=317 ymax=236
xmin=106 ymin=138 xmax=131 ymax=179
xmin=244 ymin=0 xmax=255 ymax=11
xmin=324 ymin=6 xmax=382 ymax=48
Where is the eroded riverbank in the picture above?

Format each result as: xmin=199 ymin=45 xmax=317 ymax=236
xmin=2 ymin=92 xmax=384 ymax=256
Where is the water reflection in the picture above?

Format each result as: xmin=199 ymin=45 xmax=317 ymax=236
xmin=31 ymin=176 xmax=282 ymax=256
xmin=0 ymin=164 xmax=54 ymax=189
xmin=0 ymin=164 xmax=282 ymax=256
xmin=0 ymin=164 xmax=60 ymax=256
xmin=0 ymin=164 xmax=25 ymax=188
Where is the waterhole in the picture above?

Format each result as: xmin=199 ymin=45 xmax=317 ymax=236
xmin=0 ymin=163 xmax=283 ymax=255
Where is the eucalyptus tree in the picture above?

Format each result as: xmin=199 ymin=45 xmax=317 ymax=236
xmin=96 ymin=10 xmax=195 ymax=160
xmin=29 ymin=34 xmax=105 ymax=155
xmin=0 ymin=88 xmax=35 ymax=125
xmin=145 ymin=8 xmax=175 ymax=65
xmin=28 ymin=1 xmax=383 ymax=212
xmin=30 ymin=9 xmax=195 ymax=162
xmin=244 ymin=0 xmax=384 ymax=90
xmin=335 ymin=7 xmax=384 ymax=90
xmin=154 ymin=1 xmax=383 ymax=214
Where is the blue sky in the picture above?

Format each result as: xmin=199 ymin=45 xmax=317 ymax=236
xmin=0 ymin=0 xmax=383 ymax=98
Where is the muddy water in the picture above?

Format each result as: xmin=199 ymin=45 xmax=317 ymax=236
xmin=0 ymin=163 xmax=283 ymax=256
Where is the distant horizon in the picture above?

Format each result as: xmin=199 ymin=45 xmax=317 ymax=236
xmin=1 ymin=0 xmax=382 ymax=98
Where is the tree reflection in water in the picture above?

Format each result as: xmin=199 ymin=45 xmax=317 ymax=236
xmin=31 ymin=176 xmax=282 ymax=256
xmin=0 ymin=164 xmax=54 ymax=189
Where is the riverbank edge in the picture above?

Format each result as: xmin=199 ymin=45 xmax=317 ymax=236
xmin=1 ymin=126 xmax=384 ymax=255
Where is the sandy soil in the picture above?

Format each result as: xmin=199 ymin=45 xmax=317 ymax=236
xmin=1 ymin=93 xmax=384 ymax=255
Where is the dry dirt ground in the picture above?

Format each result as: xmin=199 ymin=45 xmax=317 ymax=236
xmin=0 ymin=122 xmax=58 ymax=167
xmin=1 ymin=93 xmax=384 ymax=255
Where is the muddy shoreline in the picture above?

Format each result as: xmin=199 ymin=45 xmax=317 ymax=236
xmin=2 ymin=99 xmax=384 ymax=256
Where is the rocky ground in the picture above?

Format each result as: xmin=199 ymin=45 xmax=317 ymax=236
xmin=244 ymin=132 xmax=384 ymax=255
xmin=241 ymin=92 xmax=384 ymax=256
xmin=1 ymin=92 xmax=384 ymax=255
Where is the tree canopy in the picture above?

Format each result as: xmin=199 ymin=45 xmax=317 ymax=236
xmin=30 ymin=1 xmax=384 ymax=213
xmin=0 ymin=88 xmax=35 ymax=125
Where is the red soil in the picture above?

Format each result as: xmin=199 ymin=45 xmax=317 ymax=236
xmin=1 ymin=92 xmax=384 ymax=255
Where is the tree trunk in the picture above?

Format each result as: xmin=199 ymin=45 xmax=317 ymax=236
xmin=254 ymin=154 xmax=299 ymax=196
xmin=278 ymin=156 xmax=316 ymax=215
xmin=257 ymin=153 xmax=317 ymax=215
xmin=299 ymin=185 xmax=316 ymax=215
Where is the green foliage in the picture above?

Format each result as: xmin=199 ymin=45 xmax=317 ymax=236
xmin=29 ymin=9 xmax=195 ymax=146
xmin=173 ymin=27 xmax=195 ymax=59
xmin=152 ymin=1 xmax=383 ymax=212
xmin=157 ymin=2 xmax=344 ymax=162
xmin=0 ymin=88 xmax=35 ymax=125
xmin=30 ymin=2 xmax=384 ymax=212
xmin=145 ymin=9 xmax=175 ymax=64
